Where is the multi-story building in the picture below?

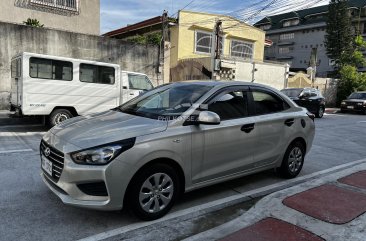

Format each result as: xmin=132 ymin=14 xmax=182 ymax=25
xmin=0 ymin=0 xmax=100 ymax=35
xmin=254 ymin=0 xmax=366 ymax=77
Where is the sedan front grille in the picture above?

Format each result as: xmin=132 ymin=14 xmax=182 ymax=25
xmin=40 ymin=140 xmax=64 ymax=182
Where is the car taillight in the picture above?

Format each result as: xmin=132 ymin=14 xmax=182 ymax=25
xmin=306 ymin=112 xmax=315 ymax=121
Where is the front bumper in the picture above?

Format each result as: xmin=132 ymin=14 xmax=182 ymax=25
xmin=40 ymin=135 xmax=132 ymax=211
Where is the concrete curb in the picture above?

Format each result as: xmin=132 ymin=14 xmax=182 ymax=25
xmin=325 ymin=108 xmax=340 ymax=114
xmin=184 ymin=159 xmax=366 ymax=241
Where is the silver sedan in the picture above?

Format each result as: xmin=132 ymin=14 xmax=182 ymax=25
xmin=40 ymin=81 xmax=315 ymax=220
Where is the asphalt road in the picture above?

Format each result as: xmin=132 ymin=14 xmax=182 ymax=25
xmin=0 ymin=113 xmax=365 ymax=241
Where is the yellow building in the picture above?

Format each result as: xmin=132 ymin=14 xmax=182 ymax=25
xmin=104 ymin=10 xmax=266 ymax=82
xmin=170 ymin=10 xmax=265 ymax=67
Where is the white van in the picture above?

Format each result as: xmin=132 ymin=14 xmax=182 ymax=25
xmin=10 ymin=52 xmax=154 ymax=126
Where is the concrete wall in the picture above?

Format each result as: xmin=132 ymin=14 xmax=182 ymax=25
xmin=171 ymin=10 xmax=265 ymax=68
xmin=0 ymin=0 xmax=100 ymax=35
xmin=0 ymin=22 xmax=160 ymax=109
xmin=234 ymin=61 xmax=288 ymax=90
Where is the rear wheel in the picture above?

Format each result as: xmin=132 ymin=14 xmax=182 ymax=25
xmin=48 ymin=109 xmax=73 ymax=127
xmin=316 ymin=106 xmax=324 ymax=118
xmin=126 ymin=164 xmax=180 ymax=220
xmin=278 ymin=141 xmax=305 ymax=179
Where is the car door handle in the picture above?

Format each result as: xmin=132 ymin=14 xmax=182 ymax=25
xmin=241 ymin=123 xmax=255 ymax=133
xmin=284 ymin=118 xmax=295 ymax=127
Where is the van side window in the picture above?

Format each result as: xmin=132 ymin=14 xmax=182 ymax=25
xmin=80 ymin=64 xmax=115 ymax=85
xmin=128 ymin=74 xmax=153 ymax=90
xmin=29 ymin=57 xmax=72 ymax=81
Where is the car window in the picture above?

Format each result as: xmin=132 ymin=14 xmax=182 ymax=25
xmin=207 ymin=90 xmax=248 ymax=121
xmin=128 ymin=74 xmax=153 ymax=90
xmin=252 ymin=90 xmax=286 ymax=115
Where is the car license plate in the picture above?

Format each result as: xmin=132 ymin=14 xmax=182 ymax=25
xmin=347 ymin=106 xmax=354 ymax=109
xmin=42 ymin=156 xmax=52 ymax=176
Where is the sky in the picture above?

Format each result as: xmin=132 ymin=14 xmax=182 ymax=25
xmin=100 ymin=0 xmax=329 ymax=34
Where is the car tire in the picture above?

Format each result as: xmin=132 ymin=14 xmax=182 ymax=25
xmin=277 ymin=141 xmax=305 ymax=179
xmin=316 ymin=106 xmax=324 ymax=118
xmin=127 ymin=163 xmax=180 ymax=221
xmin=48 ymin=109 xmax=73 ymax=127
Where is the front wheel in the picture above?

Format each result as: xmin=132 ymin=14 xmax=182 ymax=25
xmin=127 ymin=164 xmax=180 ymax=220
xmin=277 ymin=141 xmax=305 ymax=179
xmin=48 ymin=109 xmax=73 ymax=127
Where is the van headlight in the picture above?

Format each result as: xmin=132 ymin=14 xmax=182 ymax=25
xmin=70 ymin=138 xmax=136 ymax=165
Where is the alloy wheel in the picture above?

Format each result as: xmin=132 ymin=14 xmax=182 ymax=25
xmin=288 ymin=147 xmax=303 ymax=174
xmin=139 ymin=173 xmax=174 ymax=213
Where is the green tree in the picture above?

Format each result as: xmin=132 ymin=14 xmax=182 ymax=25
xmin=325 ymin=0 xmax=354 ymax=68
xmin=23 ymin=18 xmax=44 ymax=28
xmin=337 ymin=36 xmax=366 ymax=103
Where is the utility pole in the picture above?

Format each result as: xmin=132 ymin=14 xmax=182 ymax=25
xmin=159 ymin=10 xmax=168 ymax=85
xmin=211 ymin=19 xmax=222 ymax=80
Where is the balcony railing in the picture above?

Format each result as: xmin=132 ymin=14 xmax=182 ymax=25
xmin=30 ymin=0 xmax=79 ymax=12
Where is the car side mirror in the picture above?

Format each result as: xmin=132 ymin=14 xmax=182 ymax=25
xmin=197 ymin=111 xmax=220 ymax=125
xmin=299 ymin=92 xmax=310 ymax=99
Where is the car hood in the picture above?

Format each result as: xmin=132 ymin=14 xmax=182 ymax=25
xmin=50 ymin=110 xmax=168 ymax=149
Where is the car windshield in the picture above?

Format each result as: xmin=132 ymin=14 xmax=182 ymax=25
xmin=348 ymin=92 xmax=366 ymax=100
xmin=281 ymin=89 xmax=303 ymax=97
xmin=117 ymin=84 xmax=213 ymax=119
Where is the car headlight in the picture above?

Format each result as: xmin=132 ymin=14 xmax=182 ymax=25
xmin=70 ymin=138 xmax=136 ymax=165
xmin=357 ymin=102 xmax=363 ymax=106
xmin=341 ymin=101 xmax=346 ymax=105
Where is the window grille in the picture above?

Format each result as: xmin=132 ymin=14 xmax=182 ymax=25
xmin=30 ymin=0 xmax=78 ymax=12
xmin=230 ymin=40 xmax=254 ymax=60
xmin=195 ymin=31 xmax=224 ymax=54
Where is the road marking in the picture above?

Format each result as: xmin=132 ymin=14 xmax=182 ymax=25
xmin=78 ymin=158 xmax=366 ymax=241
xmin=0 ymin=149 xmax=33 ymax=154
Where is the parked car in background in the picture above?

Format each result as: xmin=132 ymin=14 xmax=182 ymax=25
xmin=10 ymin=52 xmax=154 ymax=126
xmin=340 ymin=91 xmax=366 ymax=114
xmin=281 ymin=88 xmax=325 ymax=118
xmin=40 ymin=81 xmax=315 ymax=220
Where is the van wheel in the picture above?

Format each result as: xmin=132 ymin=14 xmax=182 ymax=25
xmin=127 ymin=164 xmax=180 ymax=221
xmin=48 ymin=109 xmax=73 ymax=127
xmin=277 ymin=141 xmax=305 ymax=179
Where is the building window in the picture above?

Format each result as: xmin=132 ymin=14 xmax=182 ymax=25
xmin=30 ymin=0 xmax=78 ymax=12
xmin=230 ymin=40 xmax=254 ymax=60
xmin=195 ymin=31 xmax=223 ymax=54
xmin=279 ymin=47 xmax=293 ymax=54
xmin=363 ymin=22 xmax=366 ymax=34
xmin=30 ymin=57 xmax=73 ymax=81
xmin=280 ymin=33 xmax=294 ymax=40
xmin=283 ymin=19 xmax=299 ymax=27
xmin=80 ymin=64 xmax=115 ymax=85
xmin=259 ymin=24 xmax=271 ymax=30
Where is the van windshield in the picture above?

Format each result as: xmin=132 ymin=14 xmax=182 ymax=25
xmin=116 ymin=84 xmax=213 ymax=120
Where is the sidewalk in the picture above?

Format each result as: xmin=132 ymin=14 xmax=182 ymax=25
xmin=185 ymin=161 xmax=366 ymax=241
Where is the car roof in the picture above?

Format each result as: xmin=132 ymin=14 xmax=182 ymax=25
xmin=169 ymin=80 xmax=275 ymax=89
